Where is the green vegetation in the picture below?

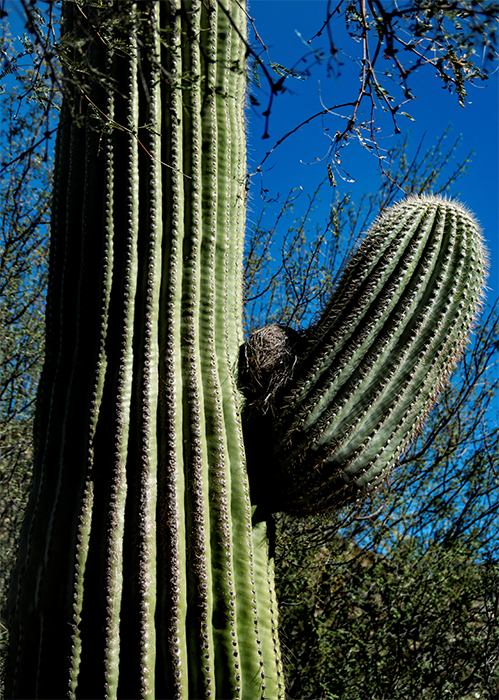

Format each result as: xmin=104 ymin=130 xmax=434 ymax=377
xmin=0 ymin=81 xmax=52 ymax=685
xmin=275 ymin=300 xmax=499 ymax=697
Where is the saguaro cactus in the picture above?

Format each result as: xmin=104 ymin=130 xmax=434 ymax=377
xmin=5 ymin=2 xmax=282 ymax=698
xmin=3 ymin=1 xmax=486 ymax=699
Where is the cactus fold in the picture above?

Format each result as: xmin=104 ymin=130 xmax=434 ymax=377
xmin=241 ymin=195 xmax=486 ymax=515
xmin=4 ymin=2 xmax=283 ymax=698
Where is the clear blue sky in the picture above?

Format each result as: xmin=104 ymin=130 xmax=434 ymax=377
xmin=246 ymin=0 xmax=499 ymax=303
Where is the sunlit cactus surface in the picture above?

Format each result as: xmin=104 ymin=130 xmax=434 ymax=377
xmin=4 ymin=2 xmax=284 ymax=699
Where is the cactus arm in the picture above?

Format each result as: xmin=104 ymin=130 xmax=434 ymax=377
xmin=242 ymin=196 xmax=486 ymax=515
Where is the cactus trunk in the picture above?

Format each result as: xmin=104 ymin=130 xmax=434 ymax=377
xmin=4 ymin=2 xmax=283 ymax=698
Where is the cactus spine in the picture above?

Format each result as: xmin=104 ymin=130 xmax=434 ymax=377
xmin=242 ymin=195 xmax=486 ymax=515
xmin=5 ymin=2 xmax=283 ymax=698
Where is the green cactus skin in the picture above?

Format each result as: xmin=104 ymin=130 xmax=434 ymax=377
xmin=243 ymin=195 xmax=486 ymax=515
xmin=4 ymin=2 xmax=284 ymax=698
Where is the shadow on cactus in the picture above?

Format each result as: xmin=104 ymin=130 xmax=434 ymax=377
xmin=240 ymin=194 xmax=486 ymax=515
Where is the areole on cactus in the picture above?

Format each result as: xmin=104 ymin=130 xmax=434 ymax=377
xmin=3 ymin=1 xmax=486 ymax=700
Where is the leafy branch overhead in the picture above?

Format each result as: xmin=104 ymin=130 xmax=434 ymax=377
xmin=2 ymin=1 xmax=497 ymax=176
xmin=247 ymin=0 xmax=498 ymax=173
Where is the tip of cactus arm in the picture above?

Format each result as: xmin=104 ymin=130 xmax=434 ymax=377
xmin=382 ymin=192 xmax=484 ymax=235
xmin=383 ymin=192 xmax=489 ymax=306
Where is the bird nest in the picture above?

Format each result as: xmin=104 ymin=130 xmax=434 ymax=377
xmin=238 ymin=324 xmax=300 ymax=415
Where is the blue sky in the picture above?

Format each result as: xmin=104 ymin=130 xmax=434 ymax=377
xmin=246 ymin=0 xmax=499 ymax=302
xmin=244 ymin=2 xmax=499 ymax=555
xmin=3 ymin=1 xmax=497 ymax=305
xmin=4 ymin=1 xmax=497 ymax=301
